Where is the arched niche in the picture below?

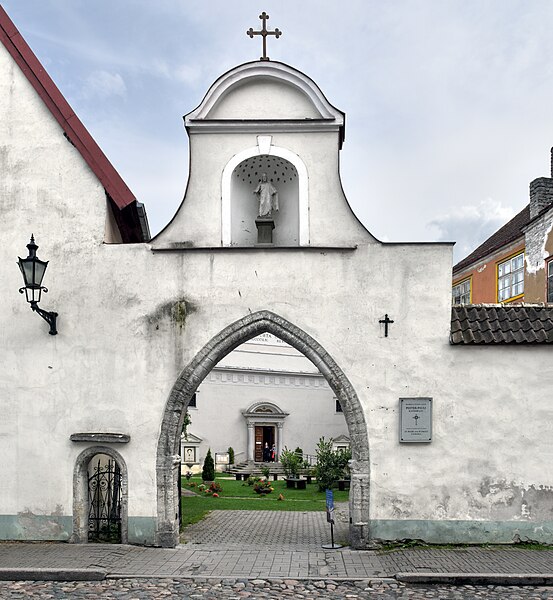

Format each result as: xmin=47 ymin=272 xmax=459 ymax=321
xmin=222 ymin=141 xmax=309 ymax=247
xmin=71 ymin=446 xmax=128 ymax=544
xmin=231 ymin=155 xmax=299 ymax=246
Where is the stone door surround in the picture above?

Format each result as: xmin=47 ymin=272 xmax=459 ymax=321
xmin=156 ymin=310 xmax=370 ymax=549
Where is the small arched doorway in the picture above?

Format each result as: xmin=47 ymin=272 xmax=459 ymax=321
xmin=72 ymin=446 xmax=128 ymax=544
xmin=155 ymin=311 xmax=370 ymax=549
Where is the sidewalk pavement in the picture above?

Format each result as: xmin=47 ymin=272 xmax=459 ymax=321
xmin=0 ymin=510 xmax=552 ymax=584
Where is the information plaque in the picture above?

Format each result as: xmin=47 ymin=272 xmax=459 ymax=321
xmin=215 ymin=452 xmax=230 ymax=464
xmin=399 ymin=397 xmax=432 ymax=443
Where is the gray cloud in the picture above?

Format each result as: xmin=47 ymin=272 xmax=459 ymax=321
xmin=4 ymin=0 xmax=553 ymax=250
xmin=429 ymin=199 xmax=515 ymax=263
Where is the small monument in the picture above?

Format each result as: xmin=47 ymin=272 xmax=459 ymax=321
xmin=254 ymin=173 xmax=279 ymax=244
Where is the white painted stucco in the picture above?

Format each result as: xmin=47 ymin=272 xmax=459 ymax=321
xmin=1 ymin=47 xmax=552 ymax=545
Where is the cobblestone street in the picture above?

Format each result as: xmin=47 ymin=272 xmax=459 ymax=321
xmin=2 ymin=510 xmax=553 ymax=598
xmin=1 ymin=577 xmax=553 ymax=599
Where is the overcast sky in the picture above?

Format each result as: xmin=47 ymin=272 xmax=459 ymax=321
xmin=4 ymin=0 xmax=553 ymax=262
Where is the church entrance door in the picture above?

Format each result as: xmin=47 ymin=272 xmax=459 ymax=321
xmin=254 ymin=426 xmax=275 ymax=462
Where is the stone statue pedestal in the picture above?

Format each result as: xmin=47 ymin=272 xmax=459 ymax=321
xmin=255 ymin=217 xmax=275 ymax=245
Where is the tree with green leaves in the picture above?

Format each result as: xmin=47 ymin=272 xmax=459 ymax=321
xmin=280 ymin=447 xmax=301 ymax=478
xmin=202 ymin=448 xmax=215 ymax=482
xmin=315 ymin=437 xmax=351 ymax=491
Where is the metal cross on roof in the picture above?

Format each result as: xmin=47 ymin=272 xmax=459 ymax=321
xmin=246 ymin=12 xmax=282 ymax=61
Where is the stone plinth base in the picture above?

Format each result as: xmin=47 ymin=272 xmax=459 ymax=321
xmin=255 ymin=218 xmax=275 ymax=244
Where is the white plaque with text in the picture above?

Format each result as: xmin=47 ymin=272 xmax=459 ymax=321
xmin=399 ymin=397 xmax=432 ymax=443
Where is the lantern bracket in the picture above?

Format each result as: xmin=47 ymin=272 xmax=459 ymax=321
xmin=18 ymin=287 xmax=58 ymax=335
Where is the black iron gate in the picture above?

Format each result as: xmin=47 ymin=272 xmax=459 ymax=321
xmin=88 ymin=458 xmax=122 ymax=543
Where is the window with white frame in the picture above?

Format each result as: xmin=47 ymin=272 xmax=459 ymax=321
xmin=547 ymin=260 xmax=553 ymax=302
xmin=452 ymin=278 xmax=471 ymax=304
xmin=497 ymin=252 xmax=524 ymax=301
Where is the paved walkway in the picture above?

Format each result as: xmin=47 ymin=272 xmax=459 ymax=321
xmin=181 ymin=509 xmax=350 ymax=550
xmin=1 ymin=540 xmax=553 ymax=581
xmin=0 ymin=511 xmax=552 ymax=581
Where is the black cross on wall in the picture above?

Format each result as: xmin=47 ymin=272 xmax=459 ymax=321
xmin=379 ymin=314 xmax=394 ymax=337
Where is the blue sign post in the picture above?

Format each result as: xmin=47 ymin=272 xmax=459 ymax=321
xmin=322 ymin=489 xmax=342 ymax=549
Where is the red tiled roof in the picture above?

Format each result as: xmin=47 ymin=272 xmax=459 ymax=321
xmin=451 ymin=305 xmax=553 ymax=344
xmin=0 ymin=6 xmax=148 ymax=242
xmin=452 ymin=205 xmax=529 ymax=275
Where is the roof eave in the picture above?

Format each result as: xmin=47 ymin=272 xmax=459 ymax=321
xmin=0 ymin=7 xmax=148 ymax=242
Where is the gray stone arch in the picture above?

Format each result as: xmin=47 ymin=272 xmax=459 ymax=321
xmin=71 ymin=446 xmax=128 ymax=544
xmin=155 ymin=310 xmax=370 ymax=548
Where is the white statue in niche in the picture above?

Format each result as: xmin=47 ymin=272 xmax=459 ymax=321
xmin=254 ymin=173 xmax=279 ymax=217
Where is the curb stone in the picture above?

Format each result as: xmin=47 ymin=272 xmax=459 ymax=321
xmin=396 ymin=572 xmax=553 ymax=586
xmin=0 ymin=568 xmax=107 ymax=581
xmin=107 ymin=575 xmax=395 ymax=582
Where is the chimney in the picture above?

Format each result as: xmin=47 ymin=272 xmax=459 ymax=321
xmin=529 ymin=147 xmax=553 ymax=219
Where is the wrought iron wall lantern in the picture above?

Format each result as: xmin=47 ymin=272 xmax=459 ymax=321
xmin=17 ymin=235 xmax=58 ymax=335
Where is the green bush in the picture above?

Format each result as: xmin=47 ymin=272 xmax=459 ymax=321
xmin=253 ymin=479 xmax=273 ymax=494
xmin=206 ymin=482 xmax=222 ymax=494
xmin=202 ymin=448 xmax=215 ymax=482
xmin=228 ymin=446 xmax=235 ymax=465
xmin=280 ymin=447 xmax=301 ymax=478
xmin=337 ymin=447 xmax=352 ymax=479
xmin=315 ymin=437 xmax=351 ymax=491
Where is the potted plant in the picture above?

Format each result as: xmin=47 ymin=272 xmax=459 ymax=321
xmin=280 ymin=447 xmax=305 ymax=488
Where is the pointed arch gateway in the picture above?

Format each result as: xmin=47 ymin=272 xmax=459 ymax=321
xmin=155 ymin=311 xmax=370 ymax=548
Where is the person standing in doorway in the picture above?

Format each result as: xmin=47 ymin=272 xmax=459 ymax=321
xmin=263 ymin=442 xmax=271 ymax=462
xmin=271 ymin=444 xmax=276 ymax=462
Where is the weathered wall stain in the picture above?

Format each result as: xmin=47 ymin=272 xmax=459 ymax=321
xmin=147 ymin=299 xmax=198 ymax=330
xmin=17 ymin=507 xmax=69 ymax=539
xmin=476 ymin=478 xmax=553 ymax=520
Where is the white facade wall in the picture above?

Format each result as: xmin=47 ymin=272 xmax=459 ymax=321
xmin=186 ymin=336 xmax=349 ymax=467
xmin=1 ymin=45 xmax=552 ymax=546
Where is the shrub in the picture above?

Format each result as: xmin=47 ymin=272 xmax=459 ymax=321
xmin=208 ymin=482 xmax=222 ymax=494
xmin=261 ymin=466 xmax=271 ymax=479
xmin=246 ymin=475 xmax=260 ymax=486
xmin=202 ymin=448 xmax=215 ymax=482
xmin=315 ymin=437 xmax=351 ymax=492
xmin=228 ymin=447 xmax=235 ymax=465
xmin=253 ymin=479 xmax=273 ymax=494
xmin=280 ymin=447 xmax=301 ymax=478
xmin=294 ymin=447 xmax=303 ymax=459
xmin=337 ymin=447 xmax=352 ymax=479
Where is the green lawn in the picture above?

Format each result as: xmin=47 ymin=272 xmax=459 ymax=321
xmin=181 ymin=476 xmax=349 ymax=528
